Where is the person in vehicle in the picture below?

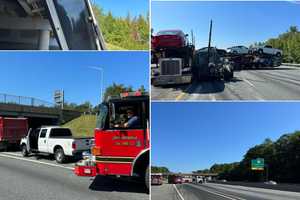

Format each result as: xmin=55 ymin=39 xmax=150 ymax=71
xmin=124 ymin=109 xmax=139 ymax=128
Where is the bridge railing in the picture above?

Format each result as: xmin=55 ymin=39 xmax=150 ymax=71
xmin=0 ymin=93 xmax=55 ymax=108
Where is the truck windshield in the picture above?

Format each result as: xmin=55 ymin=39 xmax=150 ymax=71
xmin=52 ymin=0 xmax=97 ymax=50
xmin=96 ymin=104 xmax=108 ymax=129
xmin=157 ymin=31 xmax=180 ymax=36
xmin=49 ymin=128 xmax=72 ymax=138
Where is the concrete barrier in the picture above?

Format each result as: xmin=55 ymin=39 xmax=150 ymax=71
xmin=282 ymin=63 xmax=300 ymax=67
xmin=212 ymin=180 xmax=300 ymax=193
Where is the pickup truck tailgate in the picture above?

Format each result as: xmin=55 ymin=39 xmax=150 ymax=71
xmin=74 ymin=138 xmax=93 ymax=151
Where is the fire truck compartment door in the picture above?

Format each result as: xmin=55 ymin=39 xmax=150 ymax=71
xmin=99 ymin=129 xmax=145 ymax=158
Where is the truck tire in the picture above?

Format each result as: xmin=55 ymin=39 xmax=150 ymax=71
xmin=21 ymin=145 xmax=29 ymax=157
xmin=145 ymin=165 xmax=149 ymax=190
xmin=258 ymin=49 xmax=263 ymax=55
xmin=276 ymin=52 xmax=281 ymax=57
xmin=55 ymin=148 xmax=66 ymax=163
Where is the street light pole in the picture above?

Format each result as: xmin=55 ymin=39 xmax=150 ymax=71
xmin=88 ymin=66 xmax=104 ymax=102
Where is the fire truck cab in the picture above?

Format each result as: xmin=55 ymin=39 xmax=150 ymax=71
xmin=74 ymin=92 xmax=150 ymax=189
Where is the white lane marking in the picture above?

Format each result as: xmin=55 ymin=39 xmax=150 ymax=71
xmin=173 ymin=184 xmax=185 ymax=200
xmin=191 ymin=184 xmax=246 ymax=200
xmin=1 ymin=152 xmax=22 ymax=157
xmin=243 ymin=78 xmax=255 ymax=87
xmin=0 ymin=153 xmax=74 ymax=170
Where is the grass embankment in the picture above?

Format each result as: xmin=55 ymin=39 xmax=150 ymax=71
xmin=62 ymin=115 xmax=97 ymax=138
xmin=106 ymin=43 xmax=125 ymax=50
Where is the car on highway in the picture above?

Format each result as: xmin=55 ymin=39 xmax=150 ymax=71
xmin=250 ymin=45 xmax=283 ymax=57
xmin=20 ymin=126 xmax=93 ymax=163
xmin=168 ymin=175 xmax=183 ymax=184
xmin=264 ymin=180 xmax=277 ymax=185
xmin=227 ymin=46 xmax=249 ymax=55
xmin=152 ymin=30 xmax=188 ymax=50
xmin=151 ymin=173 xmax=163 ymax=185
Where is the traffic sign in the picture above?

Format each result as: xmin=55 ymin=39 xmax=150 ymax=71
xmin=251 ymin=158 xmax=264 ymax=171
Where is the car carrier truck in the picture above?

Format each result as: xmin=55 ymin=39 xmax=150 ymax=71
xmin=0 ymin=117 xmax=28 ymax=150
xmin=74 ymin=92 xmax=150 ymax=189
xmin=151 ymin=29 xmax=195 ymax=86
xmin=0 ymin=0 xmax=106 ymax=50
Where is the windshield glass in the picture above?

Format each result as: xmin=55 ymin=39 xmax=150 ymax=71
xmin=52 ymin=0 xmax=97 ymax=50
xmin=96 ymin=104 xmax=108 ymax=129
xmin=49 ymin=128 xmax=72 ymax=138
xmin=157 ymin=31 xmax=180 ymax=36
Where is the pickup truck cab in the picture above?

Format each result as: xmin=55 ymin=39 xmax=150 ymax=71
xmin=250 ymin=45 xmax=283 ymax=57
xmin=20 ymin=126 xmax=93 ymax=163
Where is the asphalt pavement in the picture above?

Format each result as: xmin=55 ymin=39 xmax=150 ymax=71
xmin=0 ymin=152 xmax=148 ymax=200
xmin=151 ymin=183 xmax=300 ymax=200
xmin=151 ymin=66 xmax=300 ymax=101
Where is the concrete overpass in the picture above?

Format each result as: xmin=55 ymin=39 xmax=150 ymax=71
xmin=0 ymin=93 xmax=81 ymax=128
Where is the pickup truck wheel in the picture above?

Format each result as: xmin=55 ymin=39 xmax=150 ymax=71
xmin=21 ymin=145 xmax=28 ymax=157
xmin=55 ymin=148 xmax=66 ymax=164
xmin=276 ymin=52 xmax=281 ymax=57
xmin=145 ymin=165 xmax=149 ymax=190
xmin=258 ymin=49 xmax=263 ymax=55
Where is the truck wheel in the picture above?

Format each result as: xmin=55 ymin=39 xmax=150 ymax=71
xmin=145 ymin=165 xmax=149 ymax=190
xmin=276 ymin=52 xmax=281 ymax=57
xmin=224 ymin=71 xmax=232 ymax=81
xmin=258 ymin=49 xmax=263 ymax=55
xmin=21 ymin=145 xmax=29 ymax=157
xmin=55 ymin=148 xmax=66 ymax=163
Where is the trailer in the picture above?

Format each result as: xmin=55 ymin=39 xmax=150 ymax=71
xmin=0 ymin=117 xmax=28 ymax=150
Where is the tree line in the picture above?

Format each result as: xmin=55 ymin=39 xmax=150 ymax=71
xmin=93 ymin=5 xmax=149 ymax=50
xmin=151 ymin=166 xmax=170 ymax=173
xmin=196 ymin=130 xmax=300 ymax=183
xmin=251 ymin=26 xmax=300 ymax=63
xmin=63 ymin=83 xmax=146 ymax=113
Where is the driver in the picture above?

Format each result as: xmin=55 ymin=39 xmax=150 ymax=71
xmin=124 ymin=109 xmax=139 ymax=128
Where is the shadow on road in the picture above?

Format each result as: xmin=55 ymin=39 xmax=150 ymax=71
xmin=89 ymin=175 xmax=148 ymax=194
xmin=183 ymin=81 xmax=225 ymax=94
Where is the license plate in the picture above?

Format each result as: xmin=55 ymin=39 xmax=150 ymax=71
xmin=84 ymin=168 xmax=91 ymax=174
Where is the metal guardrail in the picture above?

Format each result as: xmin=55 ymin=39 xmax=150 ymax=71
xmin=0 ymin=93 xmax=54 ymax=108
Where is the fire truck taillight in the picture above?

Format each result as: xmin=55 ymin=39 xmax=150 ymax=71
xmin=91 ymin=146 xmax=101 ymax=156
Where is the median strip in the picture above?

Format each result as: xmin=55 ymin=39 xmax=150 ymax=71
xmin=0 ymin=153 xmax=74 ymax=170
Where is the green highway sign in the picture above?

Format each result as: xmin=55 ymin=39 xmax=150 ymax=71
xmin=251 ymin=158 xmax=265 ymax=171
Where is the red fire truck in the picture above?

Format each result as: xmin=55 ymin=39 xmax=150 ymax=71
xmin=74 ymin=92 xmax=150 ymax=189
xmin=0 ymin=117 xmax=28 ymax=150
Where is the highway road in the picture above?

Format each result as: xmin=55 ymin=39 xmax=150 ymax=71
xmin=151 ymin=183 xmax=300 ymax=200
xmin=151 ymin=66 xmax=300 ymax=101
xmin=0 ymin=152 xmax=148 ymax=200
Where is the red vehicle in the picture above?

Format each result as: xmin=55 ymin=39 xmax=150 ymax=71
xmin=0 ymin=117 xmax=28 ymax=150
xmin=168 ymin=175 xmax=183 ymax=184
xmin=74 ymin=92 xmax=150 ymax=189
xmin=152 ymin=30 xmax=187 ymax=50
xmin=151 ymin=173 xmax=163 ymax=185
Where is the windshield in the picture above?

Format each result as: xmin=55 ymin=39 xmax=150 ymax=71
xmin=157 ymin=31 xmax=180 ymax=36
xmin=96 ymin=104 xmax=108 ymax=129
xmin=49 ymin=128 xmax=72 ymax=138
xmin=52 ymin=0 xmax=97 ymax=50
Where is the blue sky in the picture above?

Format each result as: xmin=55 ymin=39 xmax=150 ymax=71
xmin=152 ymin=1 xmax=300 ymax=49
xmin=152 ymin=102 xmax=300 ymax=173
xmin=0 ymin=52 xmax=149 ymax=106
xmin=93 ymin=0 xmax=149 ymax=17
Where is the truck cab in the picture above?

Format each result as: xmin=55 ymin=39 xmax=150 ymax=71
xmin=74 ymin=92 xmax=150 ymax=189
xmin=20 ymin=126 xmax=93 ymax=163
xmin=0 ymin=0 xmax=106 ymax=50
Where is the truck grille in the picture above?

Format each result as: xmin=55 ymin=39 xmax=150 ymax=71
xmin=161 ymin=60 xmax=181 ymax=75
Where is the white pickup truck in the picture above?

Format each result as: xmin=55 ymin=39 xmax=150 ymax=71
xmin=20 ymin=126 xmax=93 ymax=163
xmin=251 ymin=45 xmax=283 ymax=57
